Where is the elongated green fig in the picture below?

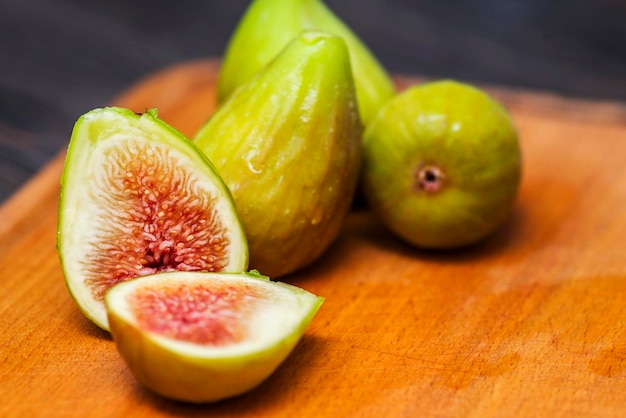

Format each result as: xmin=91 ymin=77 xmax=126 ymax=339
xmin=218 ymin=0 xmax=395 ymax=125
xmin=194 ymin=32 xmax=361 ymax=278
xmin=361 ymin=81 xmax=522 ymax=248
xmin=106 ymin=270 xmax=323 ymax=403
xmin=57 ymin=107 xmax=248 ymax=330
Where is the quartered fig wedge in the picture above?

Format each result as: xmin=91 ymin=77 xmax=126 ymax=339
xmin=105 ymin=271 xmax=323 ymax=403
xmin=57 ymin=107 xmax=248 ymax=331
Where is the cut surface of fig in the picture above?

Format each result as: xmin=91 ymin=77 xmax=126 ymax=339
xmin=57 ymin=107 xmax=248 ymax=330
xmin=105 ymin=271 xmax=324 ymax=403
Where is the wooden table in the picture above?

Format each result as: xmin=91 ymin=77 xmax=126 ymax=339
xmin=1 ymin=60 xmax=626 ymax=417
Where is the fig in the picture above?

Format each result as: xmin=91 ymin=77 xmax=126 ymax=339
xmin=57 ymin=107 xmax=248 ymax=330
xmin=217 ymin=0 xmax=395 ymax=125
xmin=105 ymin=270 xmax=323 ymax=403
xmin=194 ymin=32 xmax=362 ymax=277
xmin=361 ymin=80 xmax=522 ymax=249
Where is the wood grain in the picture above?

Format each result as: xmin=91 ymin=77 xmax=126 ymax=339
xmin=1 ymin=60 xmax=626 ymax=418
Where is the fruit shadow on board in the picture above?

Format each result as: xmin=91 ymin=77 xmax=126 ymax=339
xmin=70 ymin=307 xmax=111 ymax=341
xmin=365 ymin=206 xmax=526 ymax=264
xmin=293 ymin=202 xmax=527 ymax=281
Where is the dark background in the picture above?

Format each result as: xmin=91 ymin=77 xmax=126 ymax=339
xmin=1 ymin=0 xmax=625 ymax=202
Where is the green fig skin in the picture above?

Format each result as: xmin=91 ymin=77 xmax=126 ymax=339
xmin=217 ymin=0 xmax=395 ymax=126
xmin=106 ymin=271 xmax=324 ymax=403
xmin=361 ymin=80 xmax=522 ymax=249
xmin=195 ymin=32 xmax=362 ymax=278
xmin=57 ymin=107 xmax=248 ymax=330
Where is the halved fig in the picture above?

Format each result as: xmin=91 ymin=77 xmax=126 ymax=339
xmin=105 ymin=271 xmax=323 ymax=403
xmin=57 ymin=107 xmax=248 ymax=331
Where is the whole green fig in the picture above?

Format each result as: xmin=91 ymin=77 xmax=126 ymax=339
xmin=361 ymin=80 xmax=522 ymax=249
xmin=218 ymin=0 xmax=395 ymax=125
xmin=194 ymin=31 xmax=362 ymax=277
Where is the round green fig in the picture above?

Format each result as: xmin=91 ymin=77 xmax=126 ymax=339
xmin=57 ymin=107 xmax=248 ymax=331
xmin=105 ymin=271 xmax=323 ymax=403
xmin=361 ymin=80 xmax=522 ymax=249
xmin=218 ymin=0 xmax=395 ymax=125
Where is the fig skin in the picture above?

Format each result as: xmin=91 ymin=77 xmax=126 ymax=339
xmin=195 ymin=32 xmax=362 ymax=278
xmin=105 ymin=271 xmax=324 ymax=403
xmin=217 ymin=0 xmax=395 ymax=125
xmin=57 ymin=107 xmax=248 ymax=331
xmin=361 ymin=80 xmax=522 ymax=249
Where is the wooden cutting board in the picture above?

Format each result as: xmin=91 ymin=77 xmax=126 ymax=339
xmin=2 ymin=60 xmax=626 ymax=418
